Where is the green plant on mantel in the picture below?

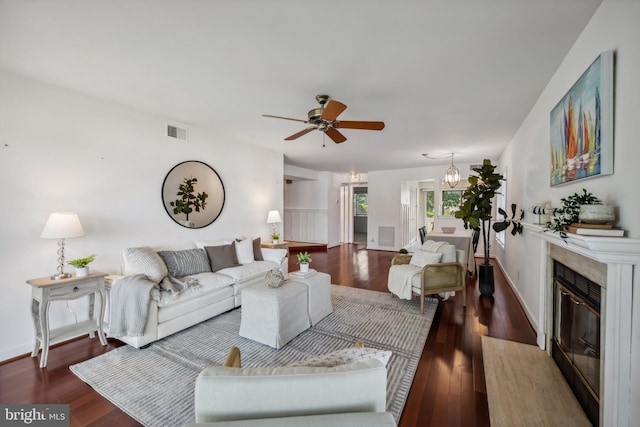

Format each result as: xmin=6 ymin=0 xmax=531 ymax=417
xmin=546 ymin=188 xmax=601 ymax=238
xmin=68 ymin=254 xmax=97 ymax=268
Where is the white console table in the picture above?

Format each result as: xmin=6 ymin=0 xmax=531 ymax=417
xmin=27 ymin=271 xmax=108 ymax=368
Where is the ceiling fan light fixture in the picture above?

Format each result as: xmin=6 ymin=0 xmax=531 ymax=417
xmin=443 ymin=153 xmax=461 ymax=188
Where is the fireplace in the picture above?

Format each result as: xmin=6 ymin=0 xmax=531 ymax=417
xmin=552 ymin=260 xmax=601 ymax=426
xmin=525 ymin=223 xmax=640 ymax=427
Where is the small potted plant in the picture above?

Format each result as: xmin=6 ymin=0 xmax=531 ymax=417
xmin=271 ymin=232 xmax=280 ymax=244
xmin=68 ymin=254 xmax=97 ymax=277
xmin=296 ymin=251 xmax=312 ymax=273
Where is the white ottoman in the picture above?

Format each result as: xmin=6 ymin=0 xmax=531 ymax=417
xmin=239 ymin=282 xmax=310 ymax=349
xmin=289 ymin=271 xmax=333 ymax=326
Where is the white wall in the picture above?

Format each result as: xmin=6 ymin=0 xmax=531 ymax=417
xmin=493 ymin=0 xmax=640 ymax=419
xmin=367 ymin=163 xmax=477 ymax=250
xmin=0 ymin=71 xmax=284 ymax=361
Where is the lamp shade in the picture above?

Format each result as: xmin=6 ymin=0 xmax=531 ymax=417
xmin=40 ymin=212 xmax=85 ymax=239
xmin=266 ymin=210 xmax=282 ymax=224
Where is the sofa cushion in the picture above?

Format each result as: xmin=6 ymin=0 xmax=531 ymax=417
xmin=217 ymin=260 xmax=278 ymax=283
xmin=157 ymin=248 xmax=211 ymax=277
xmin=235 ymin=238 xmax=255 ymax=264
xmin=122 ymin=246 xmax=168 ymax=284
xmin=205 ymin=244 xmax=240 ymax=272
xmin=252 ymin=237 xmax=264 ymax=261
xmin=290 ymin=346 xmax=392 ymax=368
xmin=157 ymin=272 xmax=235 ymax=308
xmin=409 ymin=250 xmax=443 ymax=268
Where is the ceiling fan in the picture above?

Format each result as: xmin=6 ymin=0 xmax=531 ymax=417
xmin=262 ymin=94 xmax=385 ymax=144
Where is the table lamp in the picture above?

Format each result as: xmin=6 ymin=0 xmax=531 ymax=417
xmin=41 ymin=212 xmax=85 ymax=279
xmin=266 ymin=210 xmax=282 ymax=238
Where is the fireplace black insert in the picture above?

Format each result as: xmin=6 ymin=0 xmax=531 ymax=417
xmin=552 ymin=261 xmax=600 ymax=426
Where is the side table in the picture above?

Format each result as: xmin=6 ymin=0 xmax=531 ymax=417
xmin=261 ymin=241 xmax=290 ymax=255
xmin=27 ymin=271 xmax=108 ymax=368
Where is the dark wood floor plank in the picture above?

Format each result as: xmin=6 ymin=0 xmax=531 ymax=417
xmin=1 ymin=244 xmax=536 ymax=426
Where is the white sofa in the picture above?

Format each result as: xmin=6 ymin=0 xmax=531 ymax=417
xmin=109 ymin=238 xmax=288 ymax=348
xmin=188 ymin=358 xmax=395 ymax=426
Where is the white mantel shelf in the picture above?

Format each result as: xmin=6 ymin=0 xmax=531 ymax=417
xmin=523 ymin=222 xmax=640 ymax=264
xmin=524 ymin=222 xmax=638 ymax=427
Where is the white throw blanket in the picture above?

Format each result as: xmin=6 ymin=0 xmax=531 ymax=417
xmin=108 ymin=274 xmax=156 ymax=338
xmin=388 ymin=264 xmax=420 ymax=300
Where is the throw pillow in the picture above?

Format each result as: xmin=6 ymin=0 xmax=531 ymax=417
xmin=122 ymin=246 xmax=168 ymax=284
xmin=253 ymin=237 xmax=264 ymax=261
xmin=289 ymin=347 xmax=392 ymax=368
xmin=410 ymin=250 xmax=443 ymax=268
xmin=205 ymin=243 xmax=239 ymax=272
xmin=157 ymin=249 xmax=211 ymax=277
xmin=234 ymin=238 xmax=255 ymax=264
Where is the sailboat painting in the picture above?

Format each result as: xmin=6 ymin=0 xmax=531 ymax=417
xmin=550 ymin=51 xmax=614 ymax=187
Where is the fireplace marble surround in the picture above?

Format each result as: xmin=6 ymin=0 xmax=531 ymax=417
xmin=524 ymin=223 xmax=640 ymax=427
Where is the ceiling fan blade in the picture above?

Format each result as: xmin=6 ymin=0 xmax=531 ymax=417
xmin=321 ymin=100 xmax=347 ymax=121
xmin=325 ymin=128 xmax=347 ymax=144
xmin=336 ymin=120 xmax=385 ymax=130
xmin=285 ymin=127 xmax=316 ymax=140
xmin=262 ymin=114 xmax=308 ymax=123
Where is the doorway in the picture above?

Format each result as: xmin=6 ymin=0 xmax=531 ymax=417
xmin=340 ymin=184 xmax=368 ymax=244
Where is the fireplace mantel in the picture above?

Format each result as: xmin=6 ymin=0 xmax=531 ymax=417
xmin=524 ymin=222 xmax=639 ymax=427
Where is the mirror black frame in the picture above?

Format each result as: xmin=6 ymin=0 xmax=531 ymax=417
xmin=161 ymin=160 xmax=225 ymax=228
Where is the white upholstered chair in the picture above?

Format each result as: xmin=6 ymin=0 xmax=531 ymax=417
xmin=387 ymin=240 xmax=466 ymax=313
xmin=187 ymin=346 xmax=396 ymax=426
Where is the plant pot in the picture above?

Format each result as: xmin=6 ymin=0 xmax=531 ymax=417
xmin=478 ymin=263 xmax=494 ymax=296
xmin=300 ymin=262 xmax=309 ymax=273
xmin=76 ymin=266 xmax=90 ymax=277
xmin=272 ymin=239 xmax=279 ymax=245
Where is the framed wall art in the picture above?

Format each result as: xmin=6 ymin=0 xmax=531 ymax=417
xmin=550 ymin=50 xmax=614 ymax=187
xmin=162 ymin=160 xmax=225 ymax=228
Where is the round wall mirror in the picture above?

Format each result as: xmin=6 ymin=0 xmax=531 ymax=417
xmin=162 ymin=160 xmax=225 ymax=228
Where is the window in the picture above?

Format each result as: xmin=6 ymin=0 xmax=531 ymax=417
xmin=424 ymin=190 xmax=435 ymax=231
xmin=441 ymin=190 xmax=463 ymax=216
xmin=354 ymin=193 xmax=368 ymax=216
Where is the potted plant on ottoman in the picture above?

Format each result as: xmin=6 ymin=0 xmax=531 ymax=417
xmin=296 ymin=251 xmax=312 ymax=273
xmin=68 ymin=254 xmax=97 ymax=277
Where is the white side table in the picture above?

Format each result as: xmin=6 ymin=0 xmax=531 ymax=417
xmin=27 ymin=271 xmax=108 ymax=368
xmin=289 ymin=271 xmax=333 ymax=326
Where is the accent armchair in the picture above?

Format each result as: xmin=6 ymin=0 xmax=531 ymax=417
xmin=187 ymin=346 xmax=396 ymax=426
xmin=387 ymin=240 xmax=466 ymax=313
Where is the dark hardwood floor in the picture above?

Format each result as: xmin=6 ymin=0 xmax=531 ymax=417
xmin=0 ymin=244 xmax=537 ymax=427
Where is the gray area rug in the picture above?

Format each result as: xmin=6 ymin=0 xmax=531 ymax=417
xmin=71 ymin=285 xmax=437 ymax=427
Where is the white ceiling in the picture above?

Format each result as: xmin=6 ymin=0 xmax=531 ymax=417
xmin=0 ymin=0 xmax=602 ymax=173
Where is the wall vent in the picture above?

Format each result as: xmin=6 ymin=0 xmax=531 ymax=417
xmin=378 ymin=226 xmax=395 ymax=247
xmin=166 ymin=124 xmax=188 ymax=141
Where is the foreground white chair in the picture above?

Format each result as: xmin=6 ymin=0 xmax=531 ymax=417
xmin=388 ymin=240 xmax=466 ymax=313
xmin=186 ymin=346 xmax=396 ymax=426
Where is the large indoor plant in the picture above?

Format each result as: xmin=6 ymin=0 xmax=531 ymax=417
xmin=455 ymin=159 xmax=522 ymax=296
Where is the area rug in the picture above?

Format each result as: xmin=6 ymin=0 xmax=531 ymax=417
xmin=71 ymin=285 xmax=437 ymax=427
xmin=482 ymin=336 xmax=591 ymax=427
